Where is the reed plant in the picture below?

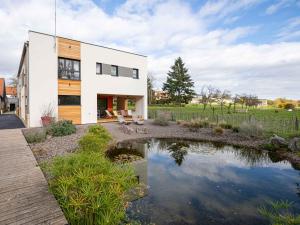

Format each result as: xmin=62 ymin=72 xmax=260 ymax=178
xmin=43 ymin=125 xmax=137 ymax=225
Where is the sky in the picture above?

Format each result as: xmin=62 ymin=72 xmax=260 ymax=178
xmin=0 ymin=0 xmax=300 ymax=99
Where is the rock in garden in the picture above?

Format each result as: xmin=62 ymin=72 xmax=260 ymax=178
xmin=288 ymin=137 xmax=300 ymax=152
xmin=269 ymin=135 xmax=288 ymax=148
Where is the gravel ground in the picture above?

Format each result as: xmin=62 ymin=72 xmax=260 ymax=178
xmin=102 ymin=120 xmax=267 ymax=149
xmin=25 ymin=124 xmax=89 ymax=163
xmin=24 ymin=120 xmax=300 ymax=166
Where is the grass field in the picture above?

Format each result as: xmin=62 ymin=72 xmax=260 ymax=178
xmin=148 ymin=105 xmax=300 ymax=138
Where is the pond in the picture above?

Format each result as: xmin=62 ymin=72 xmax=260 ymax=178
xmin=113 ymin=139 xmax=300 ymax=225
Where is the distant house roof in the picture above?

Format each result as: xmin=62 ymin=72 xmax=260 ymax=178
xmin=0 ymin=78 xmax=5 ymax=98
xmin=6 ymin=86 xmax=17 ymax=96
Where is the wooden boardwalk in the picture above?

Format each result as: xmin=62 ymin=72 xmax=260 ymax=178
xmin=0 ymin=129 xmax=67 ymax=225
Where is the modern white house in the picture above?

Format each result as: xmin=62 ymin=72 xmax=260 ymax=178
xmin=17 ymin=31 xmax=147 ymax=127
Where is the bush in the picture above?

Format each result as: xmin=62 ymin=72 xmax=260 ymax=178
xmin=219 ymin=122 xmax=233 ymax=129
xmin=24 ymin=130 xmax=47 ymax=143
xmin=48 ymin=120 xmax=76 ymax=137
xmin=239 ymin=120 xmax=263 ymax=137
xmin=232 ymin=126 xmax=240 ymax=133
xmin=44 ymin=152 xmax=137 ymax=225
xmin=214 ymin=127 xmax=224 ymax=135
xmin=78 ymin=125 xmax=112 ymax=154
xmin=88 ymin=125 xmax=112 ymax=141
xmin=153 ymin=112 xmax=170 ymax=126
xmin=284 ymin=103 xmax=296 ymax=110
xmin=184 ymin=119 xmax=210 ymax=132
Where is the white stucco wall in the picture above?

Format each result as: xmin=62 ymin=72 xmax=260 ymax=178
xmin=26 ymin=31 xmax=147 ymax=127
xmin=81 ymin=43 xmax=147 ymax=124
xmin=28 ymin=32 xmax=58 ymax=127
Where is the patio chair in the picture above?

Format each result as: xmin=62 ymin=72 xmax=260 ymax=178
xmin=120 ymin=110 xmax=127 ymax=117
xmin=112 ymin=110 xmax=119 ymax=117
xmin=127 ymin=109 xmax=133 ymax=117
xmin=105 ymin=110 xmax=113 ymax=118
xmin=117 ymin=115 xmax=130 ymax=125
xmin=132 ymin=114 xmax=144 ymax=125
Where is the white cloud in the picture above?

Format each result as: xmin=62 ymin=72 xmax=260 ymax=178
xmin=265 ymin=0 xmax=294 ymax=15
xmin=0 ymin=0 xmax=299 ymax=99
xmin=277 ymin=17 xmax=300 ymax=41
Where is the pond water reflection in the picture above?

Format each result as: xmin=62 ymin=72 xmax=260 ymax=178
xmin=119 ymin=139 xmax=300 ymax=225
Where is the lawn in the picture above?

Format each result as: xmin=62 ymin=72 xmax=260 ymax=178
xmin=148 ymin=105 xmax=300 ymax=137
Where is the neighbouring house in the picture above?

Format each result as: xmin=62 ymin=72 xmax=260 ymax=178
xmin=17 ymin=31 xmax=147 ymax=127
xmin=153 ymin=90 xmax=169 ymax=101
xmin=190 ymin=95 xmax=202 ymax=104
xmin=258 ymin=99 xmax=268 ymax=107
xmin=0 ymin=78 xmax=7 ymax=113
xmin=6 ymin=86 xmax=18 ymax=111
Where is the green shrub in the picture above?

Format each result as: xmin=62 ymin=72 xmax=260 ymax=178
xmin=43 ymin=124 xmax=137 ymax=225
xmin=48 ymin=120 xmax=76 ymax=137
xmin=153 ymin=112 xmax=171 ymax=126
xmin=232 ymin=126 xmax=240 ymax=133
xmin=214 ymin=127 xmax=224 ymax=135
xmin=88 ymin=125 xmax=112 ymax=141
xmin=219 ymin=122 xmax=233 ymax=129
xmin=24 ymin=130 xmax=47 ymax=143
xmin=184 ymin=119 xmax=210 ymax=132
xmin=240 ymin=120 xmax=263 ymax=137
xmin=78 ymin=125 xmax=112 ymax=154
xmin=43 ymin=152 xmax=137 ymax=225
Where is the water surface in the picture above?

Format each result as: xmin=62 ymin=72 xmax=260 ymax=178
xmin=119 ymin=139 xmax=300 ymax=225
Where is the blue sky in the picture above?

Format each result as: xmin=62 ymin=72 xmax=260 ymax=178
xmin=0 ymin=0 xmax=300 ymax=99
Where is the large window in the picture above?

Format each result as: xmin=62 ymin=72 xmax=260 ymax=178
xmin=111 ymin=65 xmax=118 ymax=76
xmin=133 ymin=68 xmax=139 ymax=79
xmin=58 ymin=58 xmax=80 ymax=80
xmin=96 ymin=63 xmax=102 ymax=75
xmin=58 ymin=95 xmax=81 ymax=105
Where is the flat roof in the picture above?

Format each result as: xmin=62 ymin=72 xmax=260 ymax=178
xmin=28 ymin=30 xmax=147 ymax=58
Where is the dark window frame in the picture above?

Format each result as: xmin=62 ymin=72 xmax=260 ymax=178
xmin=58 ymin=57 xmax=81 ymax=80
xmin=111 ymin=65 xmax=118 ymax=76
xmin=133 ymin=68 xmax=139 ymax=79
xmin=58 ymin=95 xmax=81 ymax=106
xmin=96 ymin=62 xmax=102 ymax=75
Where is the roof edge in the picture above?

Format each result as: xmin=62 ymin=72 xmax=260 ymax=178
xmin=28 ymin=30 xmax=147 ymax=58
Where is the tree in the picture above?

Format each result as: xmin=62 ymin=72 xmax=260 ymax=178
xmin=232 ymin=94 xmax=240 ymax=113
xmin=8 ymin=76 xmax=17 ymax=87
xmin=200 ymin=85 xmax=215 ymax=111
xmin=215 ymin=89 xmax=231 ymax=113
xmin=147 ymin=74 xmax=155 ymax=105
xmin=163 ymin=57 xmax=196 ymax=105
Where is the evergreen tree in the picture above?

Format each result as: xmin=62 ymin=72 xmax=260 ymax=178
xmin=163 ymin=57 xmax=196 ymax=105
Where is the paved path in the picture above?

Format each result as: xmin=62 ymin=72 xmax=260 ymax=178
xmin=0 ymin=129 xmax=67 ymax=225
xmin=0 ymin=114 xmax=25 ymax=130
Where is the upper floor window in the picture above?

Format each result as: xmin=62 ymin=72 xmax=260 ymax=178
xmin=111 ymin=65 xmax=118 ymax=76
xmin=58 ymin=95 xmax=81 ymax=105
xmin=133 ymin=69 xmax=139 ymax=79
xmin=96 ymin=63 xmax=102 ymax=75
xmin=58 ymin=58 xmax=80 ymax=80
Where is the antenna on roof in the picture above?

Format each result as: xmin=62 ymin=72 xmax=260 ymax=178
xmin=54 ymin=0 xmax=57 ymax=50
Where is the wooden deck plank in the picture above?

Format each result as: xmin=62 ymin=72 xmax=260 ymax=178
xmin=0 ymin=129 xmax=67 ymax=225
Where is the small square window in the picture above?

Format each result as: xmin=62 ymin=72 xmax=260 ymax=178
xmin=133 ymin=69 xmax=139 ymax=79
xmin=111 ymin=65 xmax=118 ymax=76
xmin=96 ymin=63 xmax=102 ymax=75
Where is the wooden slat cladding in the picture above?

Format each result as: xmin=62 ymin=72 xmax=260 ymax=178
xmin=58 ymin=79 xmax=81 ymax=95
xmin=57 ymin=37 xmax=80 ymax=60
xmin=58 ymin=106 xmax=81 ymax=124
